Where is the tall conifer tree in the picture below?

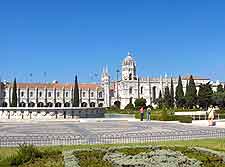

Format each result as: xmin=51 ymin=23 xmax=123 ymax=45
xmin=185 ymin=75 xmax=197 ymax=108
xmin=72 ymin=75 xmax=80 ymax=107
xmin=170 ymin=78 xmax=174 ymax=108
xmin=164 ymin=86 xmax=170 ymax=108
xmin=175 ymin=76 xmax=185 ymax=108
xmin=11 ymin=78 xmax=17 ymax=107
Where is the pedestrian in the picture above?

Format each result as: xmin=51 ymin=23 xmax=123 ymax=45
xmin=140 ymin=106 xmax=144 ymax=121
xmin=147 ymin=106 xmax=151 ymax=121
xmin=207 ymin=105 xmax=215 ymax=126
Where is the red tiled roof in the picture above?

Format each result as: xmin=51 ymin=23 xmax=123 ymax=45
xmin=6 ymin=83 xmax=100 ymax=90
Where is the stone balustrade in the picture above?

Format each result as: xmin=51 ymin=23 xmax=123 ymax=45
xmin=0 ymin=107 xmax=105 ymax=120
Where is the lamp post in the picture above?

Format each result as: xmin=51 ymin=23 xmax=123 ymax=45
xmin=116 ymin=69 xmax=120 ymax=101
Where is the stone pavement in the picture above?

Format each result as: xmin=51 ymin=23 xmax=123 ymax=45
xmin=0 ymin=120 xmax=225 ymax=147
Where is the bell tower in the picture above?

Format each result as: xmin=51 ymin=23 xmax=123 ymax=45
xmin=122 ymin=52 xmax=137 ymax=81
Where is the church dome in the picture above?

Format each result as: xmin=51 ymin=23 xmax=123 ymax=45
xmin=123 ymin=52 xmax=135 ymax=66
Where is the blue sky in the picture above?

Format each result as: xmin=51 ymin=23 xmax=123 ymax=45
xmin=1 ymin=0 xmax=225 ymax=83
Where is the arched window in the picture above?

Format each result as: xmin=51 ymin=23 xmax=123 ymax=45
xmin=64 ymin=102 xmax=70 ymax=107
xmin=21 ymin=91 xmax=24 ymax=97
xmin=65 ymin=92 xmax=69 ymax=97
xmin=91 ymin=92 xmax=94 ymax=97
xmin=48 ymin=92 xmax=52 ymax=97
xmin=90 ymin=102 xmax=95 ymax=107
xmin=55 ymin=102 xmax=61 ymax=107
xmin=47 ymin=102 xmax=53 ymax=107
xmin=57 ymin=92 xmax=60 ymax=97
xmin=19 ymin=102 xmax=26 ymax=107
xmin=81 ymin=102 xmax=87 ymax=107
xmin=82 ymin=92 xmax=86 ymax=97
xmin=37 ymin=102 xmax=44 ymax=107
xmin=98 ymin=103 xmax=103 ymax=107
xmin=99 ymin=92 xmax=103 ymax=98
xmin=129 ymin=73 xmax=132 ymax=80
xmin=28 ymin=102 xmax=35 ymax=107
xmin=129 ymin=87 xmax=133 ymax=94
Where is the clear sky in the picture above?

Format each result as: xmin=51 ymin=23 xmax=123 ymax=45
xmin=1 ymin=0 xmax=225 ymax=83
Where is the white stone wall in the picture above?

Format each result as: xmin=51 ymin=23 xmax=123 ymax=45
xmin=0 ymin=107 xmax=105 ymax=120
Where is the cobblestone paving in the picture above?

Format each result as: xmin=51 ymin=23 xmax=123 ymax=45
xmin=0 ymin=121 xmax=224 ymax=146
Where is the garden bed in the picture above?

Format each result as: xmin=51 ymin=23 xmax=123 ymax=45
xmin=0 ymin=145 xmax=64 ymax=167
xmin=66 ymin=146 xmax=225 ymax=167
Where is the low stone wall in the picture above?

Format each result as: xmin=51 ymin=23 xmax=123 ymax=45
xmin=0 ymin=107 xmax=105 ymax=120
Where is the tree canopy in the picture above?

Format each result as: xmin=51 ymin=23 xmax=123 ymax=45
xmin=175 ymin=76 xmax=185 ymax=108
xmin=185 ymin=75 xmax=197 ymax=108
xmin=72 ymin=75 xmax=79 ymax=107
xmin=11 ymin=78 xmax=17 ymax=107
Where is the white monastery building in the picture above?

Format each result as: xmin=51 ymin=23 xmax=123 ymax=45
xmin=0 ymin=52 xmax=222 ymax=109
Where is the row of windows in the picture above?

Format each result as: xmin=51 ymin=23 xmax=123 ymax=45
xmin=6 ymin=91 xmax=103 ymax=98
xmin=20 ymin=91 xmax=69 ymax=98
xmin=128 ymin=87 xmax=146 ymax=95
xmin=82 ymin=92 xmax=103 ymax=98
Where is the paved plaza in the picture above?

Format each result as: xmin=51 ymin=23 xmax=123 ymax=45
xmin=0 ymin=120 xmax=225 ymax=147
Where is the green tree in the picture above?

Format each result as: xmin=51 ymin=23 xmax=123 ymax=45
xmin=217 ymin=84 xmax=224 ymax=93
xmin=124 ymin=102 xmax=135 ymax=110
xmin=134 ymin=98 xmax=147 ymax=109
xmin=170 ymin=78 xmax=175 ymax=108
xmin=185 ymin=75 xmax=197 ymax=109
xmin=72 ymin=75 xmax=79 ymax=107
xmin=11 ymin=78 xmax=17 ymax=107
xmin=212 ymin=92 xmax=225 ymax=109
xmin=175 ymin=76 xmax=185 ymax=108
xmin=164 ymin=86 xmax=170 ymax=108
xmin=114 ymin=101 xmax=121 ymax=108
xmin=158 ymin=90 xmax=163 ymax=108
xmin=198 ymin=83 xmax=213 ymax=109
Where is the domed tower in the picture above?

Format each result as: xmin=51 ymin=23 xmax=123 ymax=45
xmin=122 ymin=52 xmax=137 ymax=81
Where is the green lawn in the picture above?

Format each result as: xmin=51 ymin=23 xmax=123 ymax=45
xmin=1 ymin=138 xmax=225 ymax=166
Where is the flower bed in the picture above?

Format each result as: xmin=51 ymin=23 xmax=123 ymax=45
xmin=66 ymin=146 xmax=225 ymax=167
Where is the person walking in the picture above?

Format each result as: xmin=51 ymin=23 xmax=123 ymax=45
xmin=207 ymin=105 xmax=215 ymax=126
xmin=147 ymin=106 xmax=151 ymax=121
xmin=140 ymin=106 xmax=144 ymax=121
